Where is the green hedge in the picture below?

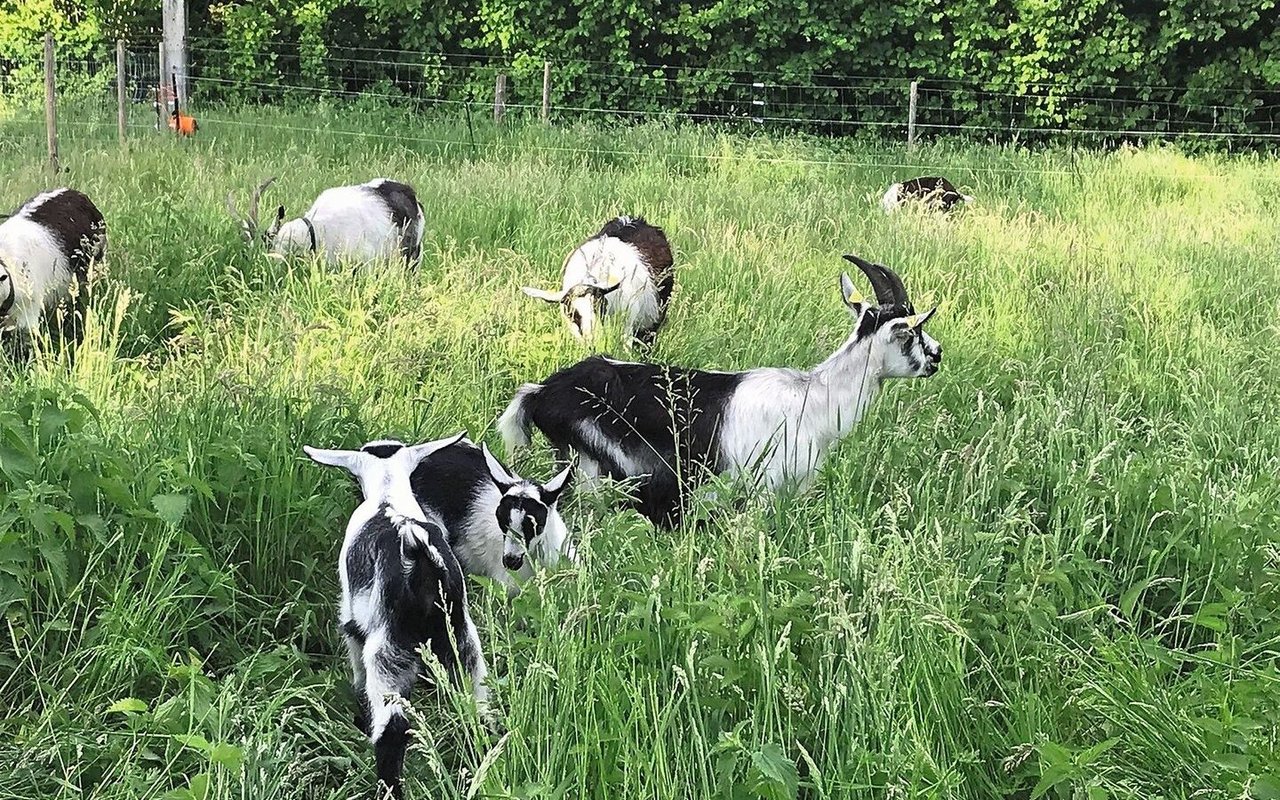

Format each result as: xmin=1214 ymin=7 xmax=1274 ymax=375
xmin=3 ymin=0 xmax=1279 ymax=137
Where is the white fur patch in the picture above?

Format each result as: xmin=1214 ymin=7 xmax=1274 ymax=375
xmin=560 ymin=238 xmax=661 ymax=341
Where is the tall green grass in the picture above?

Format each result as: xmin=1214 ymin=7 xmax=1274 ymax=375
xmin=0 ymin=106 xmax=1277 ymax=800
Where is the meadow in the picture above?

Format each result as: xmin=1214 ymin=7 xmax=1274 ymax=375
xmin=0 ymin=103 xmax=1277 ymax=800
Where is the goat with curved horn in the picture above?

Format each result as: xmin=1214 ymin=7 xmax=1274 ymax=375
xmin=842 ymin=252 xmax=911 ymax=310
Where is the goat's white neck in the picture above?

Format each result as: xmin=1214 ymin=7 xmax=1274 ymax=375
xmin=798 ymin=331 xmax=884 ymax=452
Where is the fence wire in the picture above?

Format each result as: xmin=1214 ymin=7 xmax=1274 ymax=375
xmin=5 ymin=40 xmax=1280 ymax=159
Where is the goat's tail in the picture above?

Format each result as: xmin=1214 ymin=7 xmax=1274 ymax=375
xmin=498 ymin=383 xmax=540 ymax=452
xmin=374 ymin=711 xmax=409 ymax=799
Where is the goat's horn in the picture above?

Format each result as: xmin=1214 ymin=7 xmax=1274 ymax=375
xmin=248 ymin=177 xmax=276 ymax=227
xmin=841 ymin=253 xmax=910 ymax=308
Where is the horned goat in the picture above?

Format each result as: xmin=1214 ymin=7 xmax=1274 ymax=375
xmin=499 ymin=254 xmax=942 ymax=527
xmin=304 ymin=433 xmax=488 ymax=799
xmin=522 ymin=216 xmax=674 ymax=346
xmin=229 ymin=177 xmax=426 ymax=266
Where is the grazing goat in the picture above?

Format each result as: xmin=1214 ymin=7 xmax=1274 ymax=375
xmin=305 ymin=434 xmax=488 ymax=799
xmin=499 ymin=254 xmax=942 ymax=527
xmin=228 ymin=177 xmax=426 ymax=266
xmin=522 ymin=216 xmax=674 ymax=346
xmin=411 ymin=438 xmax=576 ymax=597
xmin=0 ymin=188 xmax=106 ymax=349
xmin=881 ymin=176 xmax=973 ymax=213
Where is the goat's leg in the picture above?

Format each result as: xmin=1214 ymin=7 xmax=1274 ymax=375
xmin=362 ymin=635 xmax=416 ymax=800
xmin=343 ymin=625 xmax=371 ymax=736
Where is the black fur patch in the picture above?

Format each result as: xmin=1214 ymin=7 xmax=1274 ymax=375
xmin=17 ymin=189 xmax=107 ymax=279
xmin=362 ymin=442 xmax=403 ymax=458
xmin=410 ymin=440 xmax=489 ymax=550
xmin=341 ymin=619 xmax=366 ymax=645
xmin=365 ymin=180 xmax=423 ymax=262
xmin=521 ymin=355 xmax=744 ymax=527
xmin=855 ymin=303 xmax=914 ymax=340
xmin=496 ymin=492 xmax=548 ymax=545
xmin=375 ymin=713 xmax=410 ymax=799
xmin=411 ymin=439 xmax=558 ymax=549
xmin=896 ymin=176 xmax=966 ymax=209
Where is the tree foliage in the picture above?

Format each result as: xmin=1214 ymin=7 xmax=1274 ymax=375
xmin=2 ymin=0 xmax=1278 ymax=135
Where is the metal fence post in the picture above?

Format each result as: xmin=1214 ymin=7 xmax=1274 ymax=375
xmin=494 ymin=73 xmax=507 ymax=124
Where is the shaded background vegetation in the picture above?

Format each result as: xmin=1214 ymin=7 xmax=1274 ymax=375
xmin=2 ymin=0 xmax=1280 ymax=135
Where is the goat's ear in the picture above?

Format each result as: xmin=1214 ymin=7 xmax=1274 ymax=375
xmin=275 ymin=205 xmax=285 ymax=222
xmin=480 ymin=442 xmax=518 ymax=490
xmin=522 ymin=286 xmax=564 ymax=303
xmin=303 ymin=445 xmax=363 ymax=473
xmin=840 ymin=271 xmax=870 ymax=316
xmin=540 ymin=461 xmax=573 ymax=504
xmin=404 ymin=432 xmax=466 ymax=465
xmin=906 ymin=306 xmax=937 ymax=328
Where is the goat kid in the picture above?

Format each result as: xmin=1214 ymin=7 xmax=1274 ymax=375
xmin=881 ymin=176 xmax=973 ymax=213
xmin=305 ymin=434 xmax=488 ymax=799
xmin=500 ymin=254 xmax=941 ymax=527
xmin=411 ymin=439 xmax=576 ymax=597
xmin=522 ymin=216 xmax=674 ymax=346
xmin=229 ymin=177 xmax=426 ymax=266
xmin=0 ymin=188 xmax=106 ymax=350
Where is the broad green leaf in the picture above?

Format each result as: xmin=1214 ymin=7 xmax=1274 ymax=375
xmin=209 ymin=742 xmax=244 ymax=770
xmin=107 ymin=698 xmax=149 ymax=714
xmin=152 ymin=494 xmax=191 ymax=528
xmin=751 ymin=743 xmax=798 ymax=800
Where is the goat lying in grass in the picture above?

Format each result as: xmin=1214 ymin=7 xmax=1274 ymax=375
xmin=881 ymin=176 xmax=973 ymax=213
xmin=500 ymin=253 xmax=942 ymax=527
xmin=305 ymin=434 xmax=488 ymax=799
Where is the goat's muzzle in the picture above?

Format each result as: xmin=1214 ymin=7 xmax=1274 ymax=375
xmin=502 ymin=552 xmax=525 ymax=571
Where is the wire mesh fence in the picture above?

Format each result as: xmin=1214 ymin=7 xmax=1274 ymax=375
xmin=4 ymin=37 xmax=1280 ymax=159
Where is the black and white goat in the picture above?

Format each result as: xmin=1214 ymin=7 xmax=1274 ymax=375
xmin=304 ymin=434 xmax=488 ymax=799
xmin=410 ymin=439 xmax=576 ymax=597
xmin=499 ymin=254 xmax=942 ymax=527
xmin=229 ymin=177 xmax=426 ymax=266
xmin=522 ymin=216 xmax=674 ymax=346
xmin=0 ymin=188 xmax=106 ymax=348
xmin=881 ymin=176 xmax=973 ymax=213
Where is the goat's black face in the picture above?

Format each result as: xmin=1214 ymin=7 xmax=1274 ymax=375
xmin=494 ymin=489 xmax=550 ymax=571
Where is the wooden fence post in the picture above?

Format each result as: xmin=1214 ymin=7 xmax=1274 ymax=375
xmin=907 ymin=80 xmax=918 ymax=149
xmin=162 ymin=0 xmax=187 ymax=106
xmin=117 ymin=40 xmax=127 ymax=146
xmin=541 ymin=61 xmax=551 ymax=124
xmin=44 ymin=33 xmax=58 ymax=173
xmin=494 ymin=73 xmax=507 ymax=124
xmin=157 ymin=41 xmax=166 ymax=131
